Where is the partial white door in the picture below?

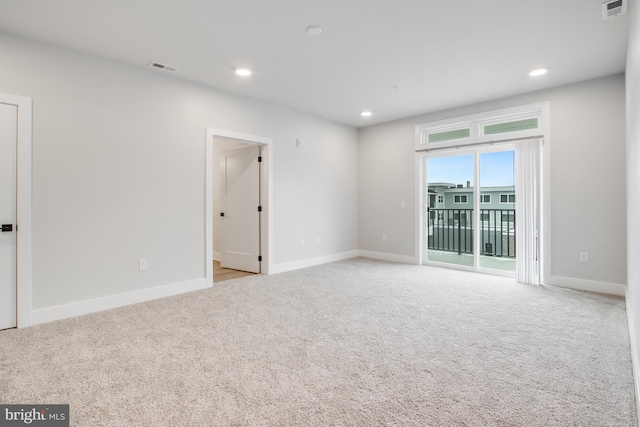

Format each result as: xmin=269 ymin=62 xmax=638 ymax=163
xmin=221 ymin=146 xmax=261 ymax=273
xmin=1 ymin=102 xmax=17 ymax=330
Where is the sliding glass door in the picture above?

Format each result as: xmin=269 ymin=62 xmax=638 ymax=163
xmin=426 ymin=154 xmax=475 ymax=268
xmin=478 ymin=150 xmax=515 ymax=272
xmin=424 ymin=146 xmax=517 ymax=276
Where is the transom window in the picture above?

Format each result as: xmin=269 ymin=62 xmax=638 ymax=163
xmin=415 ymin=102 xmax=546 ymax=151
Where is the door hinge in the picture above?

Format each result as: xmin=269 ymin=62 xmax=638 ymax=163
xmin=258 ymin=206 xmax=262 ymax=212
xmin=258 ymin=255 xmax=262 ymax=262
xmin=258 ymin=156 xmax=262 ymax=162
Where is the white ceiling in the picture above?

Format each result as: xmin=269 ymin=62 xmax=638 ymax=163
xmin=0 ymin=0 xmax=629 ymax=127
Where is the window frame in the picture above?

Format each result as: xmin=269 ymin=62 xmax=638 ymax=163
xmin=500 ymin=194 xmax=515 ymax=204
xmin=453 ymin=194 xmax=468 ymax=204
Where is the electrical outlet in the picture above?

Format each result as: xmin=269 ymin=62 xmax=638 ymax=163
xmin=382 ymin=234 xmax=387 ymax=242
xmin=138 ymin=259 xmax=148 ymax=271
xmin=400 ymin=200 xmax=406 ymax=208
xmin=317 ymin=237 xmax=322 ymax=245
xmin=314 ymin=238 xmax=318 ymax=246
xmin=301 ymin=239 xmax=305 ymax=248
xmin=579 ymin=252 xmax=588 ymax=263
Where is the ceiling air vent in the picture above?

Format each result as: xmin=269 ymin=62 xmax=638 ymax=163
xmin=602 ymin=0 xmax=627 ymax=20
xmin=149 ymin=62 xmax=179 ymax=73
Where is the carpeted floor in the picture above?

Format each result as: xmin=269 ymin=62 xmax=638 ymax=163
xmin=0 ymin=258 xmax=637 ymax=426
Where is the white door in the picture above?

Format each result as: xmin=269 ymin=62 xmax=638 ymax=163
xmin=1 ymin=102 xmax=17 ymax=330
xmin=221 ymin=146 xmax=261 ymax=273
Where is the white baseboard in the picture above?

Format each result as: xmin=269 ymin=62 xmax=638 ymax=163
xmin=31 ymin=278 xmax=207 ymax=326
xmin=357 ymin=250 xmax=419 ymax=265
xmin=213 ymin=251 xmax=221 ymax=261
xmin=547 ymin=275 xmax=626 ymax=297
xmin=270 ymin=250 xmax=359 ymax=275
xmin=625 ymin=295 xmax=640 ymax=427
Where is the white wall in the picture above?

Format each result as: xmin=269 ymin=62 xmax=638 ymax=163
xmin=625 ymin=0 xmax=640 ymax=418
xmin=359 ymin=74 xmax=627 ymax=289
xmin=0 ymin=32 xmax=358 ymax=316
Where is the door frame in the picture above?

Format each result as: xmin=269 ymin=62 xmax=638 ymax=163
xmin=0 ymin=92 xmax=32 ymax=328
xmin=414 ymin=101 xmax=550 ymax=283
xmin=205 ymin=127 xmax=272 ymax=286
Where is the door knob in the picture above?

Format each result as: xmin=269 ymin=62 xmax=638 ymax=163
xmin=220 ymin=213 xmax=224 ymax=217
xmin=1 ymin=224 xmax=13 ymax=232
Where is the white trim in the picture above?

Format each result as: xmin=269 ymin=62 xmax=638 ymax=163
xmin=415 ymin=154 xmax=423 ymax=270
xmin=270 ymin=251 xmax=360 ymax=275
xmin=625 ymin=295 xmax=640 ymax=427
xmin=0 ymin=92 xmax=32 ymax=328
xmin=358 ymin=250 xmax=419 ymax=265
xmin=547 ymin=275 xmax=626 ymax=297
xmin=213 ymin=251 xmax=222 ymax=261
xmin=31 ymin=278 xmax=206 ymax=326
xmin=205 ymin=128 xmax=273 ymax=287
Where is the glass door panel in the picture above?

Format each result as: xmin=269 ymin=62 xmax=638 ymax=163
xmin=478 ymin=150 xmax=516 ymax=272
xmin=426 ymin=155 xmax=475 ymax=267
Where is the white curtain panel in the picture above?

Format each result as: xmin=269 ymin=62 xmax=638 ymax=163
xmin=515 ymin=138 xmax=542 ymax=285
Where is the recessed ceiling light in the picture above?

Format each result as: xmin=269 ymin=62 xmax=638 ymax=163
xmin=529 ymin=68 xmax=548 ymax=77
xmin=306 ymin=26 xmax=322 ymax=36
xmin=235 ymin=68 xmax=251 ymax=77
xmin=361 ymin=111 xmax=372 ymax=117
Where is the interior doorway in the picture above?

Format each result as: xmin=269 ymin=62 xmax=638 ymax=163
xmin=0 ymin=92 xmax=32 ymax=329
xmin=205 ymin=128 xmax=272 ymax=287
xmin=1 ymin=102 xmax=18 ymax=329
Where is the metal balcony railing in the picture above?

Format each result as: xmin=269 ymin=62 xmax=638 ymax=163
xmin=428 ymin=209 xmax=515 ymax=258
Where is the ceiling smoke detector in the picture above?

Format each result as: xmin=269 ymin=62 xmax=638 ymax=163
xmin=602 ymin=0 xmax=627 ymax=20
xmin=149 ymin=62 xmax=179 ymax=73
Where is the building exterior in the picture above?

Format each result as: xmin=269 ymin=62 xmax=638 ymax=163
xmin=427 ymin=183 xmax=516 ymax=257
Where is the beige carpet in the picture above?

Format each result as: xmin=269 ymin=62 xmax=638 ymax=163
xmin=1 ymin=258 xmax=637 ymax=426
